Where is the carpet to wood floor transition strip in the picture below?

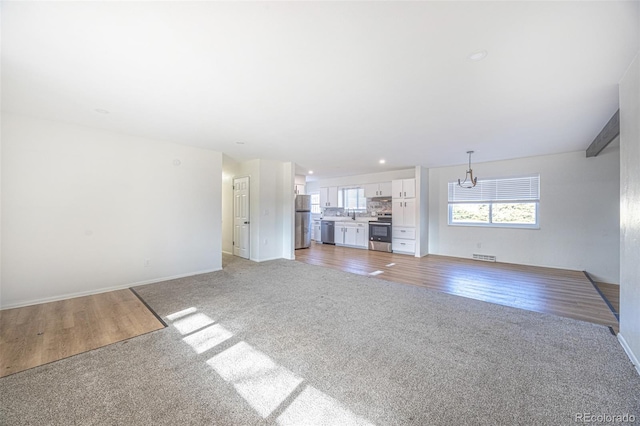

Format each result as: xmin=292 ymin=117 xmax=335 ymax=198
xmin=129 ymin=288 xmax=168 ymax=327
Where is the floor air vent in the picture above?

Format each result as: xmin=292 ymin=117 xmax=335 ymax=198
xmin=473 ymin=254 xmax=496 ymax=262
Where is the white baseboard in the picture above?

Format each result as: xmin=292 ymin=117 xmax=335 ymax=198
xmin=254 ymin=256 xmax=284 ymax=263
xmin=222 ymin=250 xmax=233 ymax=255
xmin=0 ymin=267 xmax=222 ymax=310
xmin=618 ymin=333 xmax=640 ymax=376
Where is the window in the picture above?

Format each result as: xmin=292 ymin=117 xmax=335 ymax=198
xmin=310 ymin=193 xmax=321 ymax=214
xmin=448 ymin=175 xmax=539 ymax=228
xmin=338 ymin=188 xmax=366 ymax=211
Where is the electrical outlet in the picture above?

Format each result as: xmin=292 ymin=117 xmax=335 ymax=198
xmin=144 ymin=259 xmax=151 ymax=267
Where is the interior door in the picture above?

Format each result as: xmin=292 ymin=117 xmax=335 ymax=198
xmin=233 ymin=177 xmax=250 ymax=259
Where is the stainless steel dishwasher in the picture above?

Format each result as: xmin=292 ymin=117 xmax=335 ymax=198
xmin=320 ymin=220 xmax=335 ymax=245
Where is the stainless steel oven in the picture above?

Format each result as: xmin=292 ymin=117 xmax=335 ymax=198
xmin=369 ymin=217 xmax=392 ymax=252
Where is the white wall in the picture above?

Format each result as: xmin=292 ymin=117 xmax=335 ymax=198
xmin=236 ymin=158 xmax=294 ymax=262
xmin=619 ymin=52 xmax=640 ymax=374
xmin=294 ymin=174 xmax=306 ymax=186
xmin=1 ymin=114 xmax=223 ymax=308
xmin=306 ymin=168 xmax=415 ymax=193
xmin=258 ymin=159 xmax=286 ymax=262
xmin=282 ymin=163 xmax=295 ymax=260
xmin=415 ymin=166 xmax=429 ymax=257
xmin=429 ymin=149 xmax=620 ymax=283
xmin=222 ymin=155 xmax=240 ymax=254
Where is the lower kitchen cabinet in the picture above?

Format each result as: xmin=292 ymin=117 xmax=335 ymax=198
xmin=335 ymin=222 xmax=368 ymax=249
xmin=355 ymin=224 xmax=368 ymax=247
xmin=392 ymin=226 xmax=416 ymax=255
xmin=392 ymin=239 xmax=416 ymax=254
xmin=313 ymin=220 xmax=322 ymax=242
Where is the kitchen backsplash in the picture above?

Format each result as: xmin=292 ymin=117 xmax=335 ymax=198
xmin=321 ymin=199 xmax=392 ymax=218
xmin=367 ymin=198 xmax=392 ymax=215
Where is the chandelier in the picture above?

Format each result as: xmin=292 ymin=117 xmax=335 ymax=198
xmin=458 ymin=151 xmax=478 ymax=188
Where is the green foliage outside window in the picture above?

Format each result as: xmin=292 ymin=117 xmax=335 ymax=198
xmin=450 ymin=203 xmax=537 ymax=226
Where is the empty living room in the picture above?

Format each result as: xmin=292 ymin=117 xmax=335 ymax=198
xmin=1 ymin=1 xmax=639 ymax=425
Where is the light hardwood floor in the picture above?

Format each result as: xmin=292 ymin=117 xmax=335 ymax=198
xmin=595 ymin=282 xmax=620 ymax=314
xmin=0 ymin=289 xmax=165 ymax=378
xmin=296 ymin=242 xmax=619 ymax=332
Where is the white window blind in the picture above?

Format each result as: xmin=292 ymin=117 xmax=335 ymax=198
xmin=448 ymin=175 xmax=540 ymax=203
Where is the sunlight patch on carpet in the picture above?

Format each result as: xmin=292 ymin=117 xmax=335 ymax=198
xmin=183 ymin=324 xmax=233 ymax=354
xmin=166 ymin=307 xmax=197 ymax=321
xmin=172 ymin=313 xmax=215 ymax=335
xmin=207 ymin=342 xmax=303 ymax=418
xmin=277 ymin=385 xmax=373 ymax=426
xmin=165 ymin=307 xmax=375 ymax=424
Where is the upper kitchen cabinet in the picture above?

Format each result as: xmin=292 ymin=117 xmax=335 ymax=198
xmin=294 ymin=184 xmax=305 ymax=195
xmin=319 ymin=186 xmax=338 ymax=207
xmin=363 ymin=182 xmax=392 ymax=198
xmin=392 ymin=178 xmax=416 ymax=199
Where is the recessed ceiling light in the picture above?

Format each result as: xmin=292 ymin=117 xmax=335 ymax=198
xmin=94 ymin=108 xmax=110 ymax=114
xmin=236 ymin=141 xmax=245 ymax=145
xmin=379 ymin=159 xmax=386 ymax=164
xmin=308 ymin=170 xmax=314 ymax=175
xmin=468 ymin=50 xmax=488 ymax=61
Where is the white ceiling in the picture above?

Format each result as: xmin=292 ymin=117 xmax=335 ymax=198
xmin=2 ymin=1 xmax=639 ymax=180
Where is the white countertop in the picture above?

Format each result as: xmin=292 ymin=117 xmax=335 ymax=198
xmin=316 ymin=217 xmax=376 ymax=223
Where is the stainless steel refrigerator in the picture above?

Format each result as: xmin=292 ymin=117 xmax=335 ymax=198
xmin=295 ymin=195 xmax=312 ymax=249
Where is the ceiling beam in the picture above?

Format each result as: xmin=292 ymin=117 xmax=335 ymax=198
xmin=586 ymin=109 xmax=620 ymax=157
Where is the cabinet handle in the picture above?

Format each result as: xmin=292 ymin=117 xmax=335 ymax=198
xmin=404 ymin=202 xmax=407 ymax=207
xmin=399 ymin=192 xmax=402 ymax=198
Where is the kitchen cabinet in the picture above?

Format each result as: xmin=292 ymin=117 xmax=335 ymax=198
xmin=392 ymin=226 xmax=416 ymax=255
xmin=355 ymin=223 xmax=368 ymax=247
xmin=313 ymin=220 xmax=321 ymax=242
xmin=393 ymin=198 xmax=416 ymax=227
xmin=344 ymin=225 xmax=357 ymax=246
xmin=393 ymin=227 xmax=416 ymax=240
xmin=363 ymin=182 xmax=392 ymax=198
xmin=392 ymin=239 xmax=416 ymax=254
xmin=320 ymin=186 xmax=338 ymax=207
xmin=335 ymin=222 xmax=368 ymax=249
xmin=391 ymin=178 xmax=416 ymax=254
xmin=392 ymin=178 xmax=415 ymax=199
